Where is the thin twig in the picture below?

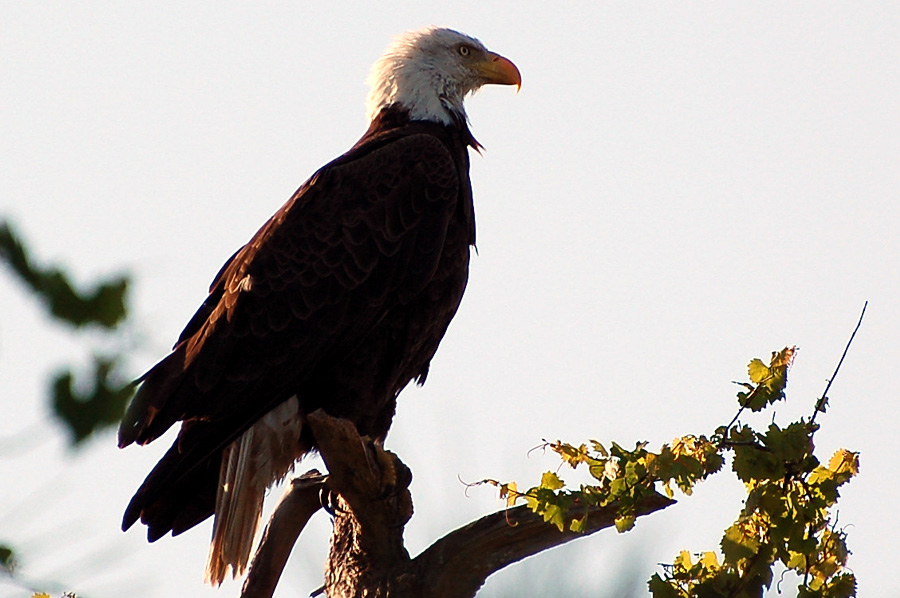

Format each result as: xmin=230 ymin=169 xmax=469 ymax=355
xmin=812 ymin=301 xmax=867 ymax=425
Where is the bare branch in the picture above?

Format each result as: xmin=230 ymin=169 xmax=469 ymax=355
xmin=240 ymin=471 xmax=327 ymax=598
xmin=406 ymin=493 xmax=674 ymax=597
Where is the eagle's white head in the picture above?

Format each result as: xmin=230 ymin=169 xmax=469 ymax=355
xmin=366 ymin=27 xmax=521 ymax=126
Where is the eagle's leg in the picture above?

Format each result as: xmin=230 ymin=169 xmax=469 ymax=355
xmin=305 ymin=410 xmax=414 ymax=596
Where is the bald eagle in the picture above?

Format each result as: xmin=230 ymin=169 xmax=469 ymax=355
xmin=118 ymin=27 xmax=520 ymax=584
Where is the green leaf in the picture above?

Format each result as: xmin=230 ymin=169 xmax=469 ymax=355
xmin=738 ymin=347 xmax=795 ymax=411
xmin=553 ymin=442 xmax=588 ymax=467
xmin=648 ymin=574 xmax=680 ymax=598
xmin=0 ymin=544 xmax=15 ymax=573
xmin=51 ymin=356 xmax=136 ymax=445
xmin=541 ymin=503 xmax=565 ymax=532
xmin=825 ymin=573 xmax=857 ymax=598
xmin=540 ymin=471 xmax=565 ymax=491
xmin=508 ymin=347 xmax=856 ymax=598
xmin=673 ymin=549 xmax=693 ymax=570
xmin=720 ymin=523 xmax=758 ymax=565
xmin=747 ymin=358 xmax=769 ymax=384
xmin=609 ymin=477 xmax=628 ymax=496
xmin=762 ymin=422 xmax=814 ymax=465
xmin=699 ymin=551 xmax=719 ymax=568
xmin=590 ymin=440 xmax=608 ymax=456
xmin=0 ymin=221 xmax=130 ymax=329
xmin=588 ymin=462 xmax=607 ymax=481
xmin=807 ymin=465 xmax=834 ymax=487
xmin=569 ymin=515 xmax=587 ymax=533
xmin=828 ymin=449 xmax=859 ymax=480
xmin=732 ymin=441 xmax=783 ymax=482
xmin=625 ymin=459 xmax=645 ymax=485
xmin=786 ymin=551 xmax=807 ymax=570
xmin=615 ymin=513 xmax=635 ymax=533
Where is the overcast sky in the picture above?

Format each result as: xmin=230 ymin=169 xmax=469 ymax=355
xmin=2 ymin=2 xmax=898 ymax=597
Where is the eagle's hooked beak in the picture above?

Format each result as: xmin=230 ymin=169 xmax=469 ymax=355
xmin=479 ymin=52 xmax=522 ymax=92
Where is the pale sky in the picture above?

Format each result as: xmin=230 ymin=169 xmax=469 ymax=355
xmin=2 ymin=3 xmax=898 ymax=597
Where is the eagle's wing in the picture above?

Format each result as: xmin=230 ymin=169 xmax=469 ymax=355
xmin=119 ymin=131 xmax=459 ymax=452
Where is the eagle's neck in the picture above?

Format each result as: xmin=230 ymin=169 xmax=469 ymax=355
xmin=366 ymin=59 xmax=467 ymax=126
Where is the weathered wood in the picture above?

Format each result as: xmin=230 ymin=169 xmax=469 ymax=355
xmin=307 ymin=410 xmax=413 ymax=598
xmin=240 ymin=471 xmax=326 ymax=598
xmin=404 ymin=492 xmax=674 ymax=597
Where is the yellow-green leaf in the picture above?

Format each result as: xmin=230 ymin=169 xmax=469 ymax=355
xmin=700 ymin=551 xmax=720 ymax=569
xmin=674 ymin=550 xmax=693 ymax=569
xmin=569 ymin=515 xmax=587 ymax=533
xmin=748 ymin=358 xmax=770 ymax=384
xmin=615 ymin=514 xmax=635 ymax=533
xmin=540 ymin=471 xmax=565 ymax=491
xmin=829 ymin=449 xmax=859 ymax=477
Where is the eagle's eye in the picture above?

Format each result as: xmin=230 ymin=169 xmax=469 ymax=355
xmin=458 ymin=44 xmax=471 ymax=57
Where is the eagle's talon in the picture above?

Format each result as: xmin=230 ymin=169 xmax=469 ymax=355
xmin=319 ymin=485 xmax=343 ymax=516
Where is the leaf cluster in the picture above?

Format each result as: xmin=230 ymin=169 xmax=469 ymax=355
xmin=498 ymin=347 xmax=857 ymax=598
xmin=735 ymin=348 xmax=795 ymax=412
xmin=0 ymin=543 xmax=14 ymax=574
xmin=51 ymin=356 xmax=136 ymax=444
xmin=650 ymin=445 xmax=857 ymax=598
xmin=0 ymin=219 xmax=135 ymax=445
xmin=507 ymin=435 xmax=725 ymax=536
xmin=0 ymin=221 xmax=128 ymax=329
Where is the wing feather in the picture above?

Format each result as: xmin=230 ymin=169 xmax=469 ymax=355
xmin=118 ymin=133 xmax=460 ymax=456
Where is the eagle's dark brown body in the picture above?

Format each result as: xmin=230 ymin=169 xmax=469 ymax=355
xmin=119 ymin=105 xmax=478 ymax=542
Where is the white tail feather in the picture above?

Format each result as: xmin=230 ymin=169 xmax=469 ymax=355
xmin=204 ymin=397 xmax=305 ymax=585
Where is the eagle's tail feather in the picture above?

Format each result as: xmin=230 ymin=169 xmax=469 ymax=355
xmin=204 ymin=396 xmax=305 ymax=586
xmin=205 ymin=428 xmax=263 ymax=585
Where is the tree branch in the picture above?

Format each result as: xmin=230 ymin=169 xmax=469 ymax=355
xmin=405 ymin=493 xmax=674 ymax=597
xmin=812 ymin=300 xmax=867 ymax=423
xmin=240 ymin=470 xmax=327 ymax=598
xmin=307 ymin=410 xmax=413 ymax=597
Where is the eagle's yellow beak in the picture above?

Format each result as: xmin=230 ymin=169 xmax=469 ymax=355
xmin=478 ymin=52 xmax=522 ymax=91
